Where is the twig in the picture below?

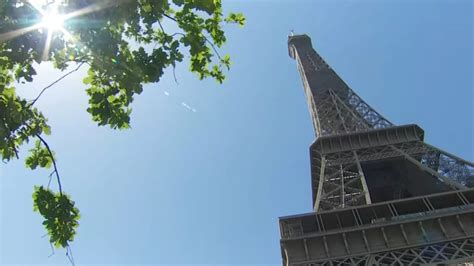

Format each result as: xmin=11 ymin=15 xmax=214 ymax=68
xmin=159 ymin=11 xmax=177 ymax=22
xmin=66 ymin=244 xmax=76 ymax=266
xmin=204 ymin=36 xmax=222 ymax=60
xmin=168 ymin=32 xmax=222 ymax=62
xmin=12 ymin=143 xmax=19 ymax=159
xmin=155 ymin=11 xmax=223 ymax=75
xmin=172 ymin=65 xmax=179 ymax=85
xmin=153 ymin=20 xmax=166 ymax=50
xmin=5 ymin=124 xmax=19 ymax=159
xmin=170 ymin=32 xmax=185 ymax=38
xmin=47 ymin=170 xmax=55 ymax=189
xmin=157 ymin=19 xmax=165 ymax=34
xmin=48 ymin=242 xmax=55 ymax=258
xmin=27 ymin=61 xmax=85 ymax=108
xmin=35 ymin=134 xmax=62 ymax=195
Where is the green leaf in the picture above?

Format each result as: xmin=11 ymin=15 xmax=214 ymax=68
xmin=225 ymin=12 xmax=246 ymax=26
xmin=83 ymin=76 xmax=93 ymax=85
xmin=191 ymin=0 xmax=217 ymax=15
xmin=25 ymin=140 xmax=53 ymax=170
xmin=42 ymin=125 xmax=51 ymax=135
xmin=221 ymin=54 xmax=231 ymax=70
xmin=142 ymin=4 xmax=152 ymax=13
xmin=33 ymin=186 xmax=80 ymax=248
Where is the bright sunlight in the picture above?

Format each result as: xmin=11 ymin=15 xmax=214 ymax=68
xmin=29 ymin=0 xmax=69 ymax=34
xmin=40 ymin=10 xmax=65 ymax=32
xmin=27 ymin=0 xmax=70 ymax=59
xmin=0 ymin=0 xmax=107 ymax=46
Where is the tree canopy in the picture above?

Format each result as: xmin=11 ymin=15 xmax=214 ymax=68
xmin=0 ymin=0 xmax=244 ymax=259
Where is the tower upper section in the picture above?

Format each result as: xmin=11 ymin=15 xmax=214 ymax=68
xmin=288 ymin=34 xmax=393 ymax=137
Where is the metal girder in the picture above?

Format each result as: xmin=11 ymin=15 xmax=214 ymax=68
xmin=308 ymin=128 xmax=473 ymax=210
xmin=280 ymin=189 xmax=474 ymax=265
xmin=288 ymin=238 xmax=474 ymax=266
xmin=314 ymin=153 xmax=370 ymax=211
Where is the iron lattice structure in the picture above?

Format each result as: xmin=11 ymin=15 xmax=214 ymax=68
xmin=279 ymin=34 xmax=474 ymax=265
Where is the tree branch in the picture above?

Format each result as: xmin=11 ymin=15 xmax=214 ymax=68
xmin=27 ymin=61 xmax=86 ymax=108
xmin=204 ymin=36 xmax=222 ymax=61
xmin=170 ymin=32 xmax=185 ymax=38
xmin=35 ymin=133 xmax=62 ymax=195
xmin=47 ymin=170 xmax=55 ymax=189
xmin=172 ymin=65 xmax=179 ymax=85
xmin=66 ymin=244 xmax=76 ymax=266
xmin=153 ymin=20 xmax=180 ymax=85
xmin=159 ymin=11 xmax=177 ymax=22
xmin=168 ymin=32 xmax=222 ymax=61
xmin=48 ymin=243 xmax=55 ymax=258
xmin=157 ymin=12 xmax=224 ymax=72
xmin=157 ymin=18 xmax=165 ymax=34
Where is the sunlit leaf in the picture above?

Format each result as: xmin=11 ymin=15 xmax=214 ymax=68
xmin=33 ymin=186 xmax=80 ymax=248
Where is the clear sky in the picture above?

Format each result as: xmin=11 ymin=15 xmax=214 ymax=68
xmin=1 ymin=0 xmax=473 ymax=265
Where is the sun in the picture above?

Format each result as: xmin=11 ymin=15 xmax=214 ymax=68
xmin=41 ymin=11 xmax=65 ymax=32
xmin=0 ymin=0 xmax=108 ymax=52
xmin=26 ymin=0 xmax=71 ymax=59
xmin=27 ymin=0 xmax=66 ymax=32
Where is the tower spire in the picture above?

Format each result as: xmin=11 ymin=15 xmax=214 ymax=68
xmin=279 ymin=34 xmax=474 ymax=265
xmin=288 ymin=34 xmax=392 ymax=137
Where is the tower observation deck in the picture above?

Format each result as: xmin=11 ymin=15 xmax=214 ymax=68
xmin=279 ymin=34 xmax=474 ymax=265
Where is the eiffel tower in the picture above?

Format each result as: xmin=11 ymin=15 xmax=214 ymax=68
xmin=279 ymin=34 xmax=474 ymax=265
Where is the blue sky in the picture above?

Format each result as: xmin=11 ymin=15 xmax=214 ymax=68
xmin=1 ymin=0 xmax=473 ymax=265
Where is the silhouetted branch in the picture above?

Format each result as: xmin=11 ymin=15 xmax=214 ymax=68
xmin=204 ymin=36 xmax=222 ymax=61
xmin=159 ymin=13 xmax=222 ymax=61
xmin=48 ymin=243 xmax=55 ymax=258
xmin=159 ymin=11 xmax=177 ymax=22
xmin=27 ymin=61 xmax=86 ymax=107
xmin=35 ymin=134 xmax=62 ymax=195
xmin=47 ymin=170 xmax=55 ymax=189
xmin=157 ymin=18 xmax=165 ymax=33
xmin=172 ymin=65 xmax=179 ymax=85
xmin=66 ymin=244 xmax=76 ymax=266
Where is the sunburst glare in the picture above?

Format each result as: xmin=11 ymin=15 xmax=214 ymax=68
xmin=27 ymin=0 xmax=70 ymax=59
xmin=0 ymin=0 xmax=111 ymax=59
xmin=40 ymin=10 xmax=65 ymax=32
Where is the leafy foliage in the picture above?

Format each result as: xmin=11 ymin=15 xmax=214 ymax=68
xmin=0 ymin=0 xmax=244 ymax=255
xmin=25 ymin=139 xmax=54 ymax=169
xmin=0 ymin=73 xmax=50 ymax=162
xmin=33 ymin=186 xmax=80 ymax=248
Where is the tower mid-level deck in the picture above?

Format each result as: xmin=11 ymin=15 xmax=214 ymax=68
xmin=280 ymin=34 xmax=474 ymax=265
xmin=280 ymin=189 xmax=474 ymax=265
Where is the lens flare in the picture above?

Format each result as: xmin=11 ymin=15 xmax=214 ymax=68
xmin=0 ymin=0 xmax=111 ymax=60
xmin=41 ymin=11 xmax=65 ymax=32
